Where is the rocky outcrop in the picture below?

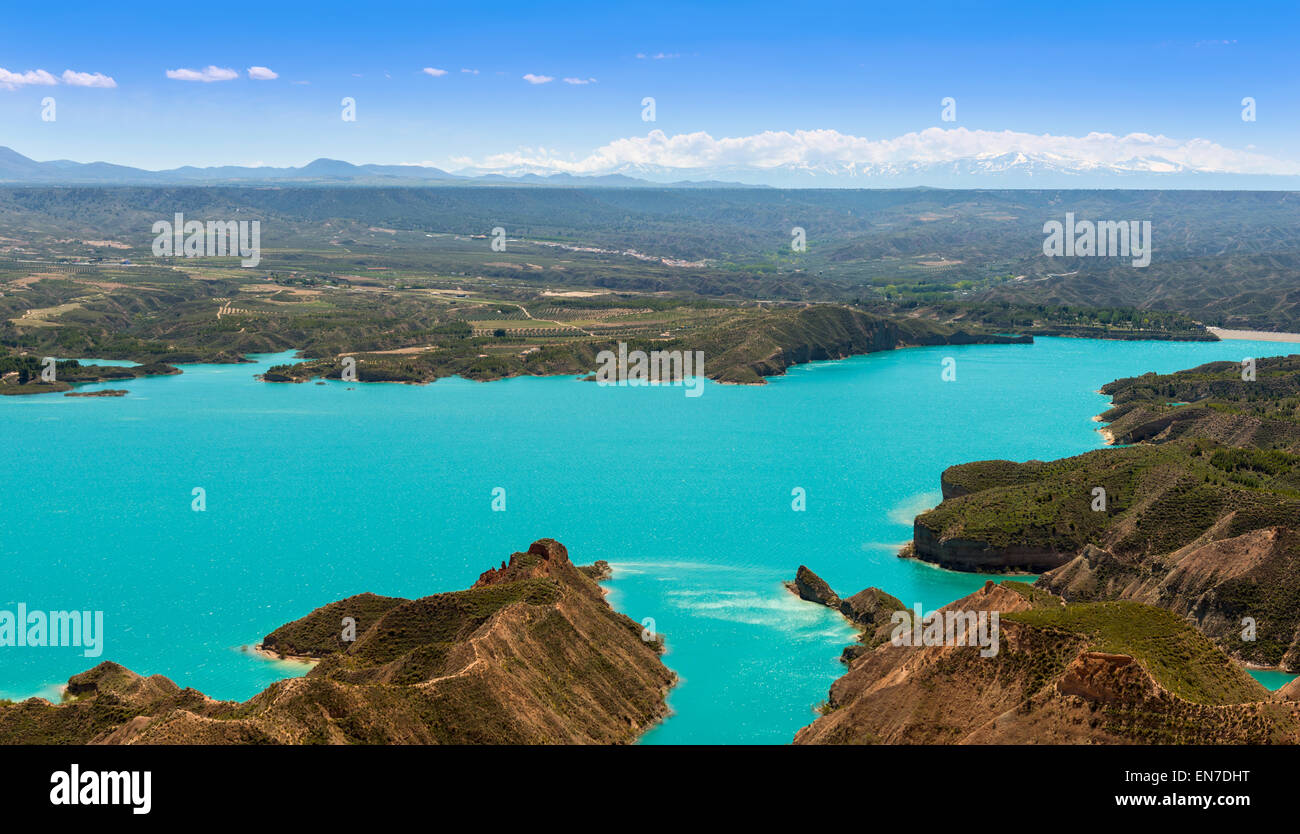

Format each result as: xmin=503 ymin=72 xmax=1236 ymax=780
xmin=790 ymin=565 xmax=840 ymax=607
xmin=0 ymin=539 xmax=675 ymax=745
xmin=786 ymin=567 xmax=907 ymax=661
xmin=836 ymin=587 xmax=911 ymax=661
xmin=579 ymin=560 xmax=613 ymax=581
xmin=839 ymin=587 xmax=905 ymax=629
xmin=1057 ymin=652 xmax=1153 ymax=704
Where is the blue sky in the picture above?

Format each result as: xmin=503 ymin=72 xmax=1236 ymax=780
xmin=1 ymin=0 xmax=1297 ymax=177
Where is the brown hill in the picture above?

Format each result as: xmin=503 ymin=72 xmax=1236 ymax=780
xmin=794 ymin=582 xmax=1300 ymax=745
xmin=0 ymin=539 xmax=675 ymax=744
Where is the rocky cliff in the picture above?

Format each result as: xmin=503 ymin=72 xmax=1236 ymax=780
xmin=0 ymin=539 xmax=675 ymax=744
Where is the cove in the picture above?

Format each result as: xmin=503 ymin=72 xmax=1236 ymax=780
xmin=0 ymin=336 xmax=1293 ymax=743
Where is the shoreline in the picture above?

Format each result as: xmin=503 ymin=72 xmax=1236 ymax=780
xmin=19 ymin=330 xmax=1249 ymax=398
xmin=1207 ymin=327 xmax=1300 ymax=343
xmin=1091 ymin=414 xmax=1116 ymax=445
xmin=4 ymin=682 xmax=68 ymax=705
xmin=266 ymin=330 xmax=1239 ymax=393
xmin=244 ymin=643 xmax=320 ymax=667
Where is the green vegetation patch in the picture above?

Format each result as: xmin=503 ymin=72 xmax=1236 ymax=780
xmin=1005 ymin=601 xmax=1268 ymax=705
xmin=348 ymin=578 xmax=563 ymax=677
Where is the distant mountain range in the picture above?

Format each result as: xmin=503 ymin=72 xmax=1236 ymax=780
xmin=3 ymin=146 xmax=1298 ymax=189
xmin=0 ymin=147 xmax=755 ymax=188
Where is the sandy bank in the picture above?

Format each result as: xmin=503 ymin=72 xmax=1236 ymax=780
xmin=1207 ymin=327 xmax=1300 ymax=343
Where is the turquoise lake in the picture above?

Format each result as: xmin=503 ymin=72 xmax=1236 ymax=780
xmin=1 ymin=336 xmax=1295 ymax=742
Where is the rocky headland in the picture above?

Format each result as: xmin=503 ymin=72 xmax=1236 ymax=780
xmin=0 ymin=539 xmax=675 ymax=744
xmin=903 ymin=354 xmax=1300 ymax=671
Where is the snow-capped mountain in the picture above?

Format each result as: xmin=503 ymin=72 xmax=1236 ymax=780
xmin=454 ymin=149 xmax=1300 ymax=189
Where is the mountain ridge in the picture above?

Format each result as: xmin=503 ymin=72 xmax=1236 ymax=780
xmin=7 ymin=146 xmax=1300 ymax=189
xmin=0 ymin=146 xmax=761 ymax=188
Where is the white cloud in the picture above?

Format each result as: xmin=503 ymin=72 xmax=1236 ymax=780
xmin=636 ymin=52 xmax=680 ymax=60
xmin=522 ymin=73 xmax=553 ymax=84
xmin=60 ymin=70 xmax=117 ymax=88
xmin=422 ymin=67 xmax=448 ymax=77
xmin=247 ymin=66 xmax=278 ymax=80
xmin=166 ymin=65 xmax=239 ymax=82
xmin=455 ymin=126 xmax=1300 ymax=178
xmin=0 ymin=68 xmax=58 ymax=90
xmin=0 ymin=68 xmax=118 ymax=91
xmin=461 ymin=68 xmax=479 ymax=74
xmin=563 ymin=77 xmax=596 ymax=85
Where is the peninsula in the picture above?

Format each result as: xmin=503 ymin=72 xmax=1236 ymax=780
xmin=0 ymin=539 xmax=675 ymax=744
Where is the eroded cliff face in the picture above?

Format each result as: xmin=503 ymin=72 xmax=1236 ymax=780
xmin=0 ymin=539 xmax=675 ymax=745
xmin=1038 ymin=526 xmax=1300 ymax=671
xmin=794 ymin=582 xmax=1300 ymax=745
xmin=911 ymin=521 xmax=1074 ymax=572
